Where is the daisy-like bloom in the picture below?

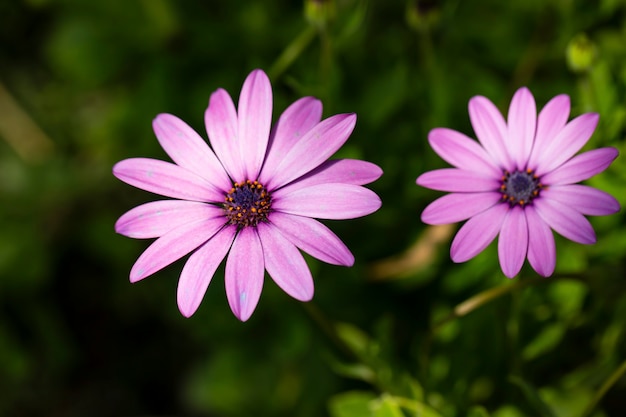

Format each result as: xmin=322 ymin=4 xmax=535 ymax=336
xmin=417 ymin=87 xmax=620 ymax=278
xmin=114 ymin=69 xmax=382 ymax=321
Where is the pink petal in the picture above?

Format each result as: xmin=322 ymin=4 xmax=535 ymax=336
xmin=129 ymin=216 xmax=226 ymax=283
xmin=225 ymin=227 xmax=264 ymax=321
xmin=507 ymin=87 xmax=537 ymax=170
xmin=152 ymin=113 xmax=231 ymax=191
xmin=177 ymin=225 xmax=236 ymax=317
xmin=534 ymin=113 xmax=599 ymax=176
xmin=259 ymin=97 xmax=323 ymax=184
xmin=469 ymin=95 xmax=514 ymax=171
xmin=263 ymin=113 xmax=357 ymax=190
xmin=272 ymin=183 xmax=382 ymax=220
xmin=269 ymin=212 xmax=354 ymax=266
xmin=416 ymin=168 xmax=500 ymax=192
xmin=497 ymin=205 xmax=528 ymax=278
xmin=205 ymin=88 xmax=245 ymax=182
xmin=421 ymin=192 xmax=502 ymax=225
xmin=238 ymin=69 xmax=273 ymax=180
xmin=525 ymin=205 xmax=556 ymax=277
xmin=274 ymin=159 xmax=383 ymax=194
xmin=540 ymin=147 xmax=618 ymax=185
xmin=451 ymin=203 xmax=508 ymax=263
xmin=115 ymin=200 xmax=221 ymax=239
xmin=534 ymin=198 xmax=596 ymax=244
xmin=113 ymin=158 xmax=223 ymax=202
xmin=527 ymin=94 xmax=570 ymax=170
xmin=543 ymin=185 xmax=620 ymax=216
xmin=428 ymin=128 xmax=500 ymax=176
xmin=257 ymin=222 xmax=314 ymax=301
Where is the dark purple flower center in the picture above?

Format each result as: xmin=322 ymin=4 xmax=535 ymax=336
xmin=224 ymin=180 xmax=272 ymax=228
xmin=500 ymin=169 xmax=543 ymax=206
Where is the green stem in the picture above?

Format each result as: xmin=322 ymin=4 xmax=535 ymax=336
xmin=421 ymin=274 xmax=583 ymax=394
xmin=318 ymin=27 xmax=333 ymax=101
xmin=432 ymin=279 xmax=524 ymax=334
xmin=268 ymin=25 xmax=317 ymax=81
xmin=581 ymin=358 xmax=626 ymax=417
xmin=301 ymin=301 xmax=358 ymax=361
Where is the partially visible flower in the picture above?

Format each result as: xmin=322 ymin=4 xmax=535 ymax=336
xmin=114 ymin=69 xmax=382 ymax=321
xmin=417 ymin=87 xmax=620 ymax=278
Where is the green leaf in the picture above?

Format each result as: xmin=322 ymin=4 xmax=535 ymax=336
xmin=372 ymin=395 xmax=405 ymax=417
xmin=335 ymin=322 xmax=374 ymax=358
xmin=522 ymin=323 xmax=566 ymax=361
xmin=468 ymin=406 xmax=492 ymax=417
xmin=509 ymin=375 xmax=556 ymax=417
xmin=329 ymin=391 xmax=377 ymax=417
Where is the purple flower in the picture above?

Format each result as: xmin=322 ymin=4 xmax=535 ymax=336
xmin=417 ymin=87 xmax=620 ymax=278
xmin=114 ymin=69 xmax=382 ymax=321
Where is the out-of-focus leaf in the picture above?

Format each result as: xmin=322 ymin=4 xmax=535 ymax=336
xmin=522 ymin=323 xmax=566 ymax=361
xmin=540 ymin=386 xmax=595 ymax=417
xmin=329 ymin=359 xmax=376 ymax=383
xmin=509 ymin=375 xmax=556 ymax=417
xmin=548 ymin=280 xmax=587 ymax=320
xmin=372 ymin=395 xmax=405 ymax=417
xmin=468 ymin=406 xmax=491 ymax=417
xmin=328 ymin=391 xmax=376 ymax=417
xmin=492 ymin=405 xmax=526 ymax=417
xmin=335 ymin=322 xmax=376 ymax=358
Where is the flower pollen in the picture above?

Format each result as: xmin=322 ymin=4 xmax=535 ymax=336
xmin=224 ymin=180 xmax=272 ymax=228
xmin=500 ymin=169 xmax=543 ymax=206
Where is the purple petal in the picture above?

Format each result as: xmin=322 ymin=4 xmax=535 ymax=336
xmin=469 ymin=95 xmax=514 ymax=171
xmin=177 ymin=226 xmax=236 ymax=317
xmin=507 ymin=87 xmax=537 ymax=170
xmin=543 ymin=185 xmax=620 ymax=216
xmin=113 ymin=158 xmax=223 ymax=202
xmin=116 ymin=200 xmax=221 ymax=239
xmin=497 ymin=205 xmax=528 ymax=278
xmin=416 ymin=168 xmax=500 ymax=192
xmin=272 ymin=183 xmax=381 ymax=220
xmin=152 ymin=113 xmax=231 ymax=191
xmin=269 ymin=212 xmax=354 ymax=266
xmin=225 ymin=227 xmax=264 ymax=321
xmin=451 ymin=203 xmax=508 ymax=263
xmin=238 ymin=69 xmax=273 ymax=180
xmin=259 ymin=97 xmax=323 ymax=183
xmin=527 ymin=94 xmax=570 ymax=170
xmin=525 ymin=205 xmax=556 ymax=277
xmin=421 ymin=192 xmax=502 ymax=225
xmin=534 ymin=198 xmax=596 ymax=244
xmin=263 ymin=113 xmax=357 ymax=190
xmin=428 ymin=128 xmax=500 ymax=176
xmin=274 ymin=159 xmax=383 ymax=194
xmin=257 ymin=222 xmax=314 ymax=301
xmin=129 ymin=216 xmax=226 ymax=283
xmin=534 ymin=112 xmax=599 ymax=176
xmin=541 ymin=147 xmax=618 ymax=185
xmin=205 ymin=88 xmax=245 ymax=182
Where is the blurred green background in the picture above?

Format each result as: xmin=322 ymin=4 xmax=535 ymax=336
xmin=1 ymin=0 xmax=625 ymax=416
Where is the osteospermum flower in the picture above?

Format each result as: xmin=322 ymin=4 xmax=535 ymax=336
xmin=114 ymin=69 xmax=382 ymax=321
xmin=417 ymin=87 xmax=620 ymax=278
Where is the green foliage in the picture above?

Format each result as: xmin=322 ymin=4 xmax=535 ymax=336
xmin=1 ymin=0 xmax=625 ymax=416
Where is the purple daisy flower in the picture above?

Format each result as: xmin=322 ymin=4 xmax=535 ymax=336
xmin=114 ymin=69 xmax=382 ymax=321
xmin=417 ymin=87 xmax=620 ymax=278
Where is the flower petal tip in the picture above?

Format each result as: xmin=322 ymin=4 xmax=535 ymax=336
xmin=344 ymin=255 xmax=356 ymax=268
xmin=178 ymin=305 xmax=196 ymax=318
xmin=234 ymin=305 xmax=255 ymax=322
xmin=129 ymin=270 xmax=145 ymax=284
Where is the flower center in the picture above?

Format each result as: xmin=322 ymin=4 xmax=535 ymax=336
xmin=224 ymin=180 xmax=272 ymax=228
xmin=500 ymin=169 xmax=543 ymax=206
